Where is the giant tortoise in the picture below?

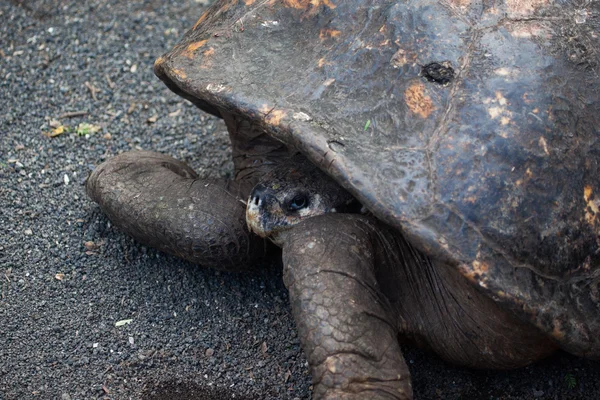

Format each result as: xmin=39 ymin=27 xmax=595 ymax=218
xmin=86 ymin=0 xmax=600 ymax=398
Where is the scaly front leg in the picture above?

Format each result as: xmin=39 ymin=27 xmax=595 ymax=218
xmin=280 ymin=214 xmax=412 ymax=400
xmin=86 ymin=150 xmax=267 ymax=270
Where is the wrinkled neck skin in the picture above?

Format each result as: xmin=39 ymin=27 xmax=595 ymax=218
xmin=222 ymin=111 xmax=291 ymax=187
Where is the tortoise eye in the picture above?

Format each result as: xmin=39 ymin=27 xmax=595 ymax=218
xmin=288 ymin=195 xmax=309 ymax=211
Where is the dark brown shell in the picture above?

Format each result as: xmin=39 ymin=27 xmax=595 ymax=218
xmin=155 ymin=0 xmax=600 ymax=356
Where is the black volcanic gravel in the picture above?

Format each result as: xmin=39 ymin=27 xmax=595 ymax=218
xmin=1 ymin=1 xmax=599 ymax=399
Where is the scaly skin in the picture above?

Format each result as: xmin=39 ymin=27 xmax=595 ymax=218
xmin=85 ymin=150 xmax=266 ymax=270
xmin=281 ymin=215 xmax=412 ymax=400
xmin=276 ymin=214 xmax=556 ymax=399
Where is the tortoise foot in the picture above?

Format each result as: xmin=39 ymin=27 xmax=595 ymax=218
xmin=86 ymin=150 xmax=266 ymax=270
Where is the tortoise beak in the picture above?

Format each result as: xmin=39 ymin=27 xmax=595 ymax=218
xmin=246 ymin=184 xmax=278 ymax=238
xmin=246 ymin=195 xmax=268 ymax=238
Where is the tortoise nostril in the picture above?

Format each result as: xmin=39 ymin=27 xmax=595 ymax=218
xmin=250 ymin=184 xmax=271 ymax=208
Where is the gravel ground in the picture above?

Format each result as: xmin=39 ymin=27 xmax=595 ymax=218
xmin=1 ymin=1 xmax=599 ymax=399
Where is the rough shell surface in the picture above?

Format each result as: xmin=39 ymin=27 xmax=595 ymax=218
xmin=154 ymin=0 xmax=600 ymax=356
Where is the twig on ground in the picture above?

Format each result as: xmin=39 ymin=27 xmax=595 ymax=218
xmin=84 ymin=81 xmax=100 ymax=101
xmin=59 ymin=111 xmax=88 ymax=119
xmin=105 ymin=74 xmax=115 ymax=89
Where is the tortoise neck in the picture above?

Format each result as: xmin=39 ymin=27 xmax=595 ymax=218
xmin=222 ymin=111 xmax=290 ymax=185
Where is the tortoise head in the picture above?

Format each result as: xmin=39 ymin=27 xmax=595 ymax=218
xmin=246 ymin=154 xmax=359 ymax=244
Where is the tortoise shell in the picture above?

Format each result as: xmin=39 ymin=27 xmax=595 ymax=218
xmin=154 ymin=0 xmax=600 ymax=356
